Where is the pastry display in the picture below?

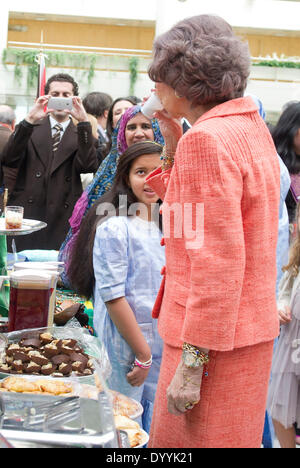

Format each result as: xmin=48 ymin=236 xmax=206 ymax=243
xmin=111 ymin=391 xmax=141 ymax=418
xmin=0 ymin=376 xmax=73 ymax=395
xmin=114 ymin=415 xmax=144 ymax=447
xmin=0 ymin=333 xmax=94 ymax=377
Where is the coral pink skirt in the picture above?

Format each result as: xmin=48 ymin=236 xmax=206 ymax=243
xmin=149 ymin=340 xmax=274 ymax=448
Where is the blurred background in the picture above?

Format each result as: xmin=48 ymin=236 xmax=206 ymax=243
xmin=0 ymin=0 xmax=299 ymax=124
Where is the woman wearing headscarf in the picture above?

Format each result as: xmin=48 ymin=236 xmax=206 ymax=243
xmin=59 ymin=105 xmax=164 ymax=288
xmin=145 ymin=14 xmax=280 ymax=448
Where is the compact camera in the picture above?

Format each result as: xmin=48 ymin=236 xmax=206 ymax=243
xmin=47 ymin=97 xmax=73 ymax=111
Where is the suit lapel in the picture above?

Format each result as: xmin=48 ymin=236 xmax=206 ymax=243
xmin=31 ymin=117 xmax=52 ymax=169
xmin=50 ymin=120 xmax=78 ymax=175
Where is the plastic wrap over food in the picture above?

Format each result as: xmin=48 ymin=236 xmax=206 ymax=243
xmin=0 ymin=326 xmax=112 ymax=382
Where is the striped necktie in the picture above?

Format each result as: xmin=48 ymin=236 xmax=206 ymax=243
xmin=52 ymin=123 xmax=63 ymax=152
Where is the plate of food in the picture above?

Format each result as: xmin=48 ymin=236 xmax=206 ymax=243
xmin=111 ymin=390 xmax=143 ymax=420
xmin=0 ymin=331 xmax=95 ymax=379
xmin=114 ymin=415 xmax=149 ymax=448
xmin=93 ymin=374 xmax=143 ymax=419
xmin=0 ymin=218 xmax=47 ymax=236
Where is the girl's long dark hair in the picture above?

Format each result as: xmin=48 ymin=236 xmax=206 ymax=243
xmin=283 ymin=202 xmax=300 ymax=277
xmin=68 ymin=141 xmax=163 ymax=298
xmin=272 ymin=101 xmax=300 ymax=174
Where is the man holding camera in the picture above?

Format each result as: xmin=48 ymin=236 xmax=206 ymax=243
xmin=1 ymin=73 xmax=98 ymax=252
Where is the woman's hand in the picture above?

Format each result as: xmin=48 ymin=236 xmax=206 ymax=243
xmin=167 ymin=359 xmax=203 ymax=416
xmin=154 ymin=110 xmax=183 ymax=154
xmin=278 ymin=305 xmax=292 ymax=325
xmin=126 ymin=365 xmax=150 ymax=387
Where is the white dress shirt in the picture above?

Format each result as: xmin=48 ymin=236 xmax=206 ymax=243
xmin=49 ymin=115 xmax=71 ymax=140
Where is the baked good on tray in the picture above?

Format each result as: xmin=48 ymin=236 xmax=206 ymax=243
xmin=114 ymin=415 xmax=144 ymax=447
xmin=0 ymin=333 xmax=94 ymax=377
xmin=0 ymin=376 xmax=73 ymax=395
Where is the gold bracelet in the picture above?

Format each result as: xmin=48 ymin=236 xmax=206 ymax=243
xmin=182 ymin=342 xmax=210 ymax=368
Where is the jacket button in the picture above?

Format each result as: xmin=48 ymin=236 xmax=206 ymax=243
xmin=64 ymin=203 xmax=69 ymax=209
xmin=35 ymin=171 xmax=42 ymax=178
xmin=161 ymin=173 xmax=170 ymax=187
xmin=28 ymin=197 xmax=34 ymax=204
xmin=65 ymin=176 xmax=71 ymax=182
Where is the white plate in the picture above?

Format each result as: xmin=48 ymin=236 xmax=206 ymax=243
xmin=79 ymin=386 xmax=143 ymax=420
xmin=134 ymin=429 xmax=149 ymax=448
xmin=111 ymin=391 xmax=143 ymax=420
xmin=0 ymin=218 xmax=47 ymax=236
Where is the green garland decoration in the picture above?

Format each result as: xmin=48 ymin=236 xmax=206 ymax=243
xmin=2 ymin=48 xmax=98 ymax=90
xmin=252 ymin=59 xmax=300 ymax=69
xmin=129 ymin=56 xmax=139 ymax=95
xmin=2 ymin=48 xmax=142 ymax=95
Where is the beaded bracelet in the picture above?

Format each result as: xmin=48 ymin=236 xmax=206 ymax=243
xmin=133 ymin=356 xmax=153 ymax=370
xmin=160 ymin=146 xmax=175 ymax=171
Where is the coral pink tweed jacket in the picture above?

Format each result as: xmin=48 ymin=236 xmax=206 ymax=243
xmin=147 ymin=97 xmax=280 ymax=352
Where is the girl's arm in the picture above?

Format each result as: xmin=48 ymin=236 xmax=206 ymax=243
xmin=277 ymin=271 xmax=294 ymax=324
xmin=277 ymin=270 xmax=294 ymax=310
xmin=106 ymin=297 xmax=151 ymax=362
xmin=106 ymin=297 xmax=152 ymax=387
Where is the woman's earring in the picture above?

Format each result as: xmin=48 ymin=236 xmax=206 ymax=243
xmin=175 ymin=90 xmax=183 ymax=99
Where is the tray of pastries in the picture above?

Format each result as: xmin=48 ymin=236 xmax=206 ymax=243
xmin=0 ymin=332 xmax=94 ymax=378
xmin=0 ymin=376 xmax=143 ymax=421
xmin=0 ymin=376 xmax=77 ymax=396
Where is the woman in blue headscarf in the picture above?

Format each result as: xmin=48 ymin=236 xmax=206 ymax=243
xmin=59 ymin=105 xmax=164 ymax=288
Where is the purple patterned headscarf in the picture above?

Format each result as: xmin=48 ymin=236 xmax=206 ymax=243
xmin=117 ymin=105 xmax=164 ymax=154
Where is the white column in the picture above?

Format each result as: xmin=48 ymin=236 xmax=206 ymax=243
xmin=0 ymin=6 xmax=9 ymax=55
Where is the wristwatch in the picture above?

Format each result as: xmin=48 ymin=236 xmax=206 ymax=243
xmin=182 ymin=343 xmax=210 ymax=368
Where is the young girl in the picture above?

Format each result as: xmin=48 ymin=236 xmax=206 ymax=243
xmin=59 ymin=104 xmax=164 ymax=288
xmin=68 ymin=141 xmax=165 ymax=432
xmin=267 ymin=202 xmax=300 ymax=448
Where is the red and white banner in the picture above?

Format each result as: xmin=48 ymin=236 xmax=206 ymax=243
xmin=37 ymin=53 xmax=46 ymax=98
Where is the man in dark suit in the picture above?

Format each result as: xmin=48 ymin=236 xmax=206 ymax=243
xmin=0 ymin=105 xmax=18 ymax=206
xmin=82 ymin=92 xmax=112 ymax=164
xmin=1 ymin=73 xmax=98 ymax=252
xmin=0 ymin=105 xmax=16 ymax=153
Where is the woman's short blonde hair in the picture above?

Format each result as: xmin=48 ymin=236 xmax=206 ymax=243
xmin=148 ymin=15 xmax=250 ymax=106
